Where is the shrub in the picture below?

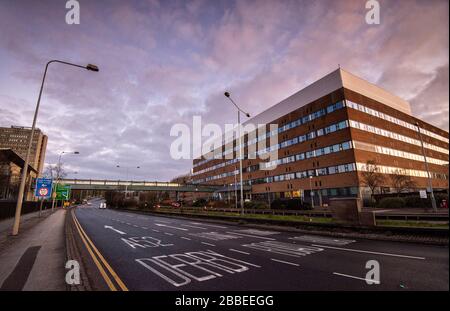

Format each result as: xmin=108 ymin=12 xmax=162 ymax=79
xmin=192 ymin=198 xmax=207 ymax=207
xmin=404 ymin=196 xmax=428 ymax=208
xmin=270 ymin=198 xmax=312 ymax=210
xmin=377 ymin=197 xmax=406 ymax=209
xmin=244 ymin=201 xmax=269 ymax=209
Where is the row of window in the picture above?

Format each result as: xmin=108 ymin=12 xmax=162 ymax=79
xmin=346 ymin=100 xmax=449 ymax=144
xmin=193 ymin=120 xmax=349 ymax=176
xmin=353 ymin=140 xmax=449 ymax=166
xmin=349 ymin=120 xmax=449 ymax=155
xmin=356 ymin=163 xmax=448 ymax=180
xmin=193 ymin=100 xmax=346 ymax=168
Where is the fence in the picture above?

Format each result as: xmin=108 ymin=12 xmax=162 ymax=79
xmin=0 ymin=200 xmax=53 ymax=220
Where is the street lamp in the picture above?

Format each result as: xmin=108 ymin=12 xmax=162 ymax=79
xmin=224 ymin=92 xmax=250 ymax=215
xmin=415 ymin=122 xmax=437 ymax=212
xmin=116 ymin=165 xmax=140 ymax=196
xmin=52 ymin=151 xmax=79 ymax=211
xmin=12 ymin=60 xmax=98 ymax=236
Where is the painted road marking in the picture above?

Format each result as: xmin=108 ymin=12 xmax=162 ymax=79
xmin=228 ymin=232 xmax=276 ymax=240
xmin=133 ymin=225 xmax=139 ymax=228
xmin=136 ymin=249 xmax=260 ymax=287
xmin=271 ymin=258 xmax=300 ymax=267
xmin=190 ymin=232 xmax=241 ymax=241
xmin=165 ymin=232 xmax=174 ymax=236
xmin=229 ymin=249 xmax=250 ymax=255
xmin=121 ymin=237 xmax=173 ymax=249
xmin=181 ymin=237 xmax=192 ymax=241
xmin=181 ymin=224 xmax=208 ymax=229
xmin=290 ymin=235 xmax=355 ymax=246
xmin=243 ymin=241 xmax=323 ymax=258
xmin=333 ymin=272 xmax=380 ymax=284
xmin=152 ymin=229 xmax=160 ymax=233
xmin=72 ymin=211 xmax=128 ymax=291
xmin=235 ymin=229 xmax=280 ymax=236
xmin=142 ymin=227 xmax=148 ymax=229
xmin=190 ymin=222 xmax=227 ymax=229
xmin=312 ymin=244 xmax=426 ymax=260
xmin=104 ymin=225 xmax=126 ymax=235
xmin=156 ymin=223 xmax=188 ymax=231
xmin=201 ymin=242 xmax=216 ymax=247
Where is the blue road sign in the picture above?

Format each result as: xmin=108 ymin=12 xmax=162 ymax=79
xmin=35 ymin=178 xmax=53 ymax=198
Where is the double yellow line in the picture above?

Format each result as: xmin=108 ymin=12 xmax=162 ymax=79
xmin=72 ymin=209 xmax=128 ymax=291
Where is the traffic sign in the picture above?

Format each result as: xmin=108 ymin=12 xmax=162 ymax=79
xmin=56 ymin=184 xmax=71 ymax=200
xmin=35 ymin=178 xmax=53 ymax=198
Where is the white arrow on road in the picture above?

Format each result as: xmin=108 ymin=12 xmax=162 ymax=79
xmin=104 ymin=225 xmax=126 ymax=235
xmin=155 ymin=223 xmax=188 ymax=231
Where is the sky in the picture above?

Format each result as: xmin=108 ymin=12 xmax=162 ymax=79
xmin=0 ymin=0 xmax=448 ymax=181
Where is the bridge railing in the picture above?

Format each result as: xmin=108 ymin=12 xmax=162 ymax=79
xmin=60 ymin=179 xmax=182 ymax=187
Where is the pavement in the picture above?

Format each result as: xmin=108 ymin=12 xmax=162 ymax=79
xmin=73 ymin=200 xmax=449 ymax=291
xmin=0 ymin=209 xmax=67 ymax=291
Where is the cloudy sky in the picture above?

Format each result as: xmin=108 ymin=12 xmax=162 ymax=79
xmin=0 ymin=0 xmax=448 ymax=181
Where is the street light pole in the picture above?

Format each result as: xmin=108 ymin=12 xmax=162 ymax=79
xmin=52 ymin=151 xmax=79 ymax=212
xmin=224 ymin=92 xmax=250 ymax=215
xmin=415 ymin=122 xmax=437 ymax=212
xmin=12 ymin=60 xmax=98 ymax=236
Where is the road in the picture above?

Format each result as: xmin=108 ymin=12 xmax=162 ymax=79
xmin=74 ymin=200 xmax=448 ymax=291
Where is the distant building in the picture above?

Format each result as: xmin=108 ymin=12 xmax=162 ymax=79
xmin=191 ymin=68 xmax=449 ymax=204
xmin=0 ymin=126 xmax=48 ymax=176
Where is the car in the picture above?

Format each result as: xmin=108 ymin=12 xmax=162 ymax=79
xmin=99 ymin=202 xmax=107 ymax=209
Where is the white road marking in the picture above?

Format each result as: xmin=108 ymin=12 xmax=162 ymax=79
xmin=152 ymin=229 xmax=160 ymax=233
xmin=126 ymin=223 xmax=132 ymax=225
xmin=229 ymin=249 xmax=250 ymax=255
xmin=236 ymin=229 xmax=280 ymax=236
xmin=104 ymin=225 xmax=126 ymax=235
xmin=142 ymin=227 xmax=148 ymax=229
xmin=201 ymin=242 xmax=216 ymax=247
xmin=312 ymin=244 xmax=426 ymax=260
xmin=227 ymin=232 xmax=276 ymax=240
xmin=290 ymin=235 xmax=355 ymax=246
xmin=271 ymin=258 xmax=300 ymax=267
xmin=333 ymin=272 xmax=380 ymax=284
xmin=181 ymin=237 xmax=192 ymax=241
xmin=156 ymin=223 xmax=188 ymax=231
xmin=164 ymin=232 xmax=174 ymax=236
xmin=190 ymin=222 xmax=227 ymax=229
xmin=133 ymin=225 xmax=139 ymax=227
xmin=181 ymin=224 xmax=207 ymax=229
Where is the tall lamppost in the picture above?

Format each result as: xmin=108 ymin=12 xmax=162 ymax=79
xmin=12 ymin=60 xmax=98 ymax=236
xmin=52 ymin=151 xmax=79 ymax=211
xmin=116 ymin=165 xmax=140 ymax=197
xmin=415 ymin=122 xmax=437 ymax=212
xmin=224 ymin=92 xmax=250 ymax=215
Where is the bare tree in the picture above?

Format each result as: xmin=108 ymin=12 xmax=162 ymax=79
xmin=361 ymin=160 xmax=385 ymax=203
xmin=389 ymin=169 xmax=417 ymax=195
xmin=44 ymin=162 xmax=67 ymax=180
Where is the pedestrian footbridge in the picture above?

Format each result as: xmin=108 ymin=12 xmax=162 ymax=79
xmin=59 ymin=179 xmax=220 ymax=193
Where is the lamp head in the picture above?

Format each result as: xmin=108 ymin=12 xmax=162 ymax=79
xmin=86 ymin=64 xmax=99 ymax=72
xmin=224 ymin=91 xmax=230 ymax=98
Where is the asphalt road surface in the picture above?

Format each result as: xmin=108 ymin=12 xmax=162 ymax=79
xmin=74 ymin=200 xmax=448 ymax=291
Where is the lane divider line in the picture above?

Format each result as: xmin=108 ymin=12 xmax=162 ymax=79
xmin=181 ymin=237 xmax=192 ymax=241
xmin=333 ymin=272 xmax=380 ymax=284
xmin=201 ymin=242 xmax=216 ymax=247
xmin=312 ymin=244 xmax=426 ymax=260
xmin=229 ymin=249 xmax=250 ymax=255
xmin=270 ymin=258 xmax=300 ymax=267
xmin=72 ymin=210 xmax=129 ymax=291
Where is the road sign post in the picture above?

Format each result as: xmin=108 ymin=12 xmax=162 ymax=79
xmin=35 ymin=178 xmax=53 ymax=217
